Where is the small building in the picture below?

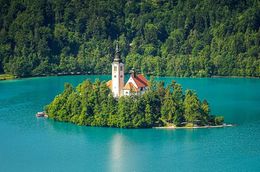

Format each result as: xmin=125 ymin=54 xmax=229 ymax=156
xmin=107 ymin=42 xmax=148 ymax=98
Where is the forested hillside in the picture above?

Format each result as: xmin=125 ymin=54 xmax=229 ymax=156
xmin=0 ymin=0 xmax=259 ymax=77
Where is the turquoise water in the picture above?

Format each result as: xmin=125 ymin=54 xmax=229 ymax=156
xmin=0 ymin=75 xmax=260 ymax=172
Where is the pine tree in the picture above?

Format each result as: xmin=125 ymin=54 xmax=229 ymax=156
xmin=161 ymin=87 xmax=175 ymax=125
xmin=183 ymin=90 xmax=202 ymax=125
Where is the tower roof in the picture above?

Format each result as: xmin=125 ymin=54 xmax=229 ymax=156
xmin=114 ymin=40 xmax=122 ymax=63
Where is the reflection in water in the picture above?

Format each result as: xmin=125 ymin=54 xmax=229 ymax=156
xmin=110 ymin=133 xmax=124 ymax=172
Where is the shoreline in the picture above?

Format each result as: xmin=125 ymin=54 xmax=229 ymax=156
xmin=41 ymin=117 xmax=235 ymax=129
xmin=0 ymin=73 xmax=259 ymax=82
xmin=154 ymin=124 xmax=234 ymax=129
xmin=40 ymin=112 xmax=233 ymax=130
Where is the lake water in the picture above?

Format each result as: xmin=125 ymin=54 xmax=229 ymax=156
xmin=0 ymin=75 xmax=260 ymax=172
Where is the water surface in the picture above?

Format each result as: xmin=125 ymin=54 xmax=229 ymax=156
xmin=0 ymin=75 xmax=260 ymax=172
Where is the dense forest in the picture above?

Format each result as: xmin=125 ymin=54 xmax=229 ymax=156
xmin=45 ymin=79 xmax=224 ymax=128
xmin=0 ymin=0 xmax=259 ymax=77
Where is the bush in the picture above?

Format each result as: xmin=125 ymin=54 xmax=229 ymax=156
xmin=214 ymin=116 xmax=224 ymax=125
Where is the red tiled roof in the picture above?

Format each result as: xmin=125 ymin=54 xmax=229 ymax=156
xmin=131 ymin=74 xmax=148 ymax=88
xmin=106 ymin=80 xmax=112 ymax=89
xmin=123 ymin=82 xmax=138 ymax=92
xmin=107 ymin=74 xmax=148 ymax=92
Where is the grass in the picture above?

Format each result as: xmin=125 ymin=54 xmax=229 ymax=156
xmin=0 ymin=74 xmax=16 ymax=80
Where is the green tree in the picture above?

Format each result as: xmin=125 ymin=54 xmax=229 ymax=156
xmin=183 ymin=90 xmax=201 ymax=125
xmin=161 ymin=87 xmax=175 ymax=124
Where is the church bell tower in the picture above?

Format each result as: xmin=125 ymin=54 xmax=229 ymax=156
xmin=112 ymin=41 xmax=124 ymax=97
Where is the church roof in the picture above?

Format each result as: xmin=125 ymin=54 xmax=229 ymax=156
xmin=113 ymin=41 xmax=122 ymax=63
xmin=107 ymin=74 xmax=148 ymax=93
xmin=123 ymin=83 xmax=138 ymax=92
xmin=106 ymin=80 xmax=112 ymax=89
xmin=131 ymin=74 xmax=148 ymax=88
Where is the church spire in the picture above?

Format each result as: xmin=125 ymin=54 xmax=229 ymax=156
xmin=114 ymin=40 xmax=121 ymax=62
xmin=111 ymin=39 xmax=124 ymax=98
xmin=116 ymin=40 xmax=119 ymax=53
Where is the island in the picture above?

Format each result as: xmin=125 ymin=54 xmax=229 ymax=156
xmin=45 ymin=43 xmax=226 ymax=129
xmin=45 ymin=79 xmax=226 ymax=129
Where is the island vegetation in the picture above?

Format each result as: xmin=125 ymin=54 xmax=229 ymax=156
xmin=45 ymin=79 xmax=224 ymax=128
xmin=0 ymin=0 xmax=259 ymax=78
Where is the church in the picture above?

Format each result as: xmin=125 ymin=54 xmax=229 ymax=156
xmin=107 ymin=42 xmax=149 ymax=98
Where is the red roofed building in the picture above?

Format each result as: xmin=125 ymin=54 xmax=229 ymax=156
xmin=122 ymin=71 xmax=148 ymax=96
xmin=106 ymin=42 xmax=149 ymax=97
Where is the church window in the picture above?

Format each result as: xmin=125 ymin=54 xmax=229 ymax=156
xmin=114 ymin=66 xmax=117 ymax=71
xmin=120 ymin=66 xmax=123 ymax=71
xmin=120 ymin=75 xmax=123 ymax=78
xmin=114 ymin=75 xmax=116 ymax=78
